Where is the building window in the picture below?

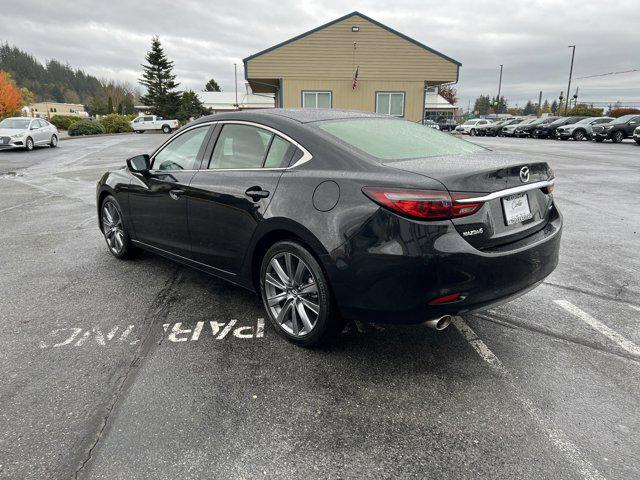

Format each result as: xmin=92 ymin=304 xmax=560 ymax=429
xmin=376 ymin=92 xmax=405 ymax=117
xmin=302 ymin=91 xmax=331 ymax=109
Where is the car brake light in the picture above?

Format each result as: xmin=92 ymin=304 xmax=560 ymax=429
xmin=362 ymin=188 xmax=483 ymax=220
xmin=428 ymin=293 xmax=463 ymax=305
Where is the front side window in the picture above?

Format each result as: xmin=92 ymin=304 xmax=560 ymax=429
xmin=302 ymin=91 xmax=331 ymax=109
xmin=376 ymin=92 xmax=405 ymax=117
xmin=152 ymin=126 xmax=209 ymax=171
xmin=317 ymin=118 xmax=486 ymax=161
xmin=209 ymin=124 xmax=273 ymax=169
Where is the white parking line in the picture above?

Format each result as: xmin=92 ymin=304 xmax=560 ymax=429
xmin=555 ymin=300 xmax=640 ymax=357
xmin=452 ymin=317 xmax=606 ymax=480
xmin=630 ymin=305 xmax=640 ymax=313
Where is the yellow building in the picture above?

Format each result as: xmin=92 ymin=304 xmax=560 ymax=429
xmin=25 ymin=102 xmax=88 ymax=118
xmin=243 ymin=11 xmax=460 ymax=123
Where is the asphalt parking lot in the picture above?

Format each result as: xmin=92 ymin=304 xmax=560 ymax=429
xmin=1 ymin=133 xmax=638 ymax=480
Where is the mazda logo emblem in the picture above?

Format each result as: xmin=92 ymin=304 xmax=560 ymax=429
xmin=520 ymin=166 xmax=530 ymax=183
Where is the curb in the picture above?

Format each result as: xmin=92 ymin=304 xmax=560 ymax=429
xmin=59 ymin=132 xmax=137 ymax=141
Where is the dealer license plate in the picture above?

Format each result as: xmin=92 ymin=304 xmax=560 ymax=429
xmin=502 ymin=193 xmax=532 ymax=225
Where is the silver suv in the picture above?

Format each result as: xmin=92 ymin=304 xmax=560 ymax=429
xmin=555 ymin=117 xmax=613 ymax=141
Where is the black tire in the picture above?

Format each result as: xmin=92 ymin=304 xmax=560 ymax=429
xmin=573 ymin=130 xmax=585 ymax=141
xmin=162 ymin=125 xmax=172 ymax=134
xmin=50 ymin=134 xmax=58 ymax=147
xmin=259 ymin=240 xmax=341 ymax=347
xmin=635 ymin=139 xmax=640 ymax=145
xmin=612 ymin=131 xmax=624 ymax=143
xmin=469 ymin=129 xmax=476 ymax=136
xmin=134 ymin=130 xmax=143 ymax=134
xmin=100 ymin=195 xmax=139 ymax=259
xmin=25 ymin=137 xmax=34 ymax=151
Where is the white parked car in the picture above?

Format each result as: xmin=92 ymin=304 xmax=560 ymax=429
xmin=455 ymin=118 xmax=492 ymax=136
xmin=130 ymin=115 xmax=179 ymax=134
xmin=0 ymin=117 xmax=59 ymax=151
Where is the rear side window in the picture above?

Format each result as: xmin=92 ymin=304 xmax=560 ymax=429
xmin=209 ymin=124 xmax=272 ymax=169
xmin=317 ymin=118 xmax=485 ymax=161
xmin=264 ymin=136 xmax=293 ymax=168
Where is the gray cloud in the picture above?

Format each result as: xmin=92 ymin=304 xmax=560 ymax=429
xmin=3 ymin=0 xmax=639 ymax=108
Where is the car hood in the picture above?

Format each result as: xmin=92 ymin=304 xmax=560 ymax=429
xmin=0 ymin=128 xmax=28 ymax=136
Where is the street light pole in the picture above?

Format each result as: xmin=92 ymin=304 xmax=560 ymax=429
xmin=496 ymin=64 xmax=503 ymax=112
xmin=565 ymin=45 xmax=576 ymax=115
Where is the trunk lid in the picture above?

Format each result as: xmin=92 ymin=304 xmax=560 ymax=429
xmin=386 ymin=152 xmax=555 ymax=249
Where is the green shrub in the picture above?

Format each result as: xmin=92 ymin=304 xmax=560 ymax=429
xmin=50 ymin=115 xmax=83 ymax=130
xmin=68 ymin=120 xmax=106 ymax=136
xmin=99 ymin=114 xmax=134 ymax=133
xmin=565 ymin=106 xmax=604 ymax=117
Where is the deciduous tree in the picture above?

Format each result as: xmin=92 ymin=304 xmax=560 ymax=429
xmin=0 ymin=70 xmax=21 ymax=119
xmin=438 ymin=84 xmax=457 ymax=105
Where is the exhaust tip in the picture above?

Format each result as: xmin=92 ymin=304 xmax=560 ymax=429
xmin=424 ymin=315 xmax=452 ymax=331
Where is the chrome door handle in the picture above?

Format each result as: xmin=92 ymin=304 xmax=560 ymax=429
xmin=169 ymin=189 xmax=185 ymax=200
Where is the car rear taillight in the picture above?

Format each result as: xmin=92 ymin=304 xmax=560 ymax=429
xmin=542 ymin=177 xmax=556 ymax=194
xmin=362 ymin=188 xmax=483 ymax=220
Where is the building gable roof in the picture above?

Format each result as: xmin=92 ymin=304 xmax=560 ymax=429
xmin=243 ymin=11 xmax=461 ymax=77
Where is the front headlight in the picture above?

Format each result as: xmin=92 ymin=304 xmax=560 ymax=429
xmin=10 ymin=133 xmax=25 ymax=139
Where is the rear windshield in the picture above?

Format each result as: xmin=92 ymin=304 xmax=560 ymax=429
xmin=316 ymin=118 xmax=486 ymax=161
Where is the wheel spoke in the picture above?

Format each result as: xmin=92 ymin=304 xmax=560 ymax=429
xmin=265 ymin=273 xmax=286 ymax=291
xmin=103 ymin=206 xmax=113 ymax=224
xmin=267 ymin=292 xmax=288 ymax=307
xmin=284 ymin=253 xmax=294 ymax=281
xmin=114 ymin=232 xmax=123 ymax=249
xmin=298 ymin=282 xmax=317 ymax=295
xmin=270 ymin=257 xmax=290 ymax=285
xmin=290 ymin=302 xmax=299 ymax=335
xmin=292 ymin=259 xmax=307 ymax=285
xmin=299 ymin=297 xmax=320 ymax=316
xmin=296 ymin=301 xmax=314 ymax=332
xmin=276 ymin=298 xmax=294 ymax=325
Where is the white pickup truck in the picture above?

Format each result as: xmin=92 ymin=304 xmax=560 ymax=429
xmin=130 ymin=115 xmax=179 ymax=134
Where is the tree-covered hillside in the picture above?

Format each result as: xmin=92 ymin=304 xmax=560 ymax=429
xmin=0 ymin=43 xmax=103 ymax=104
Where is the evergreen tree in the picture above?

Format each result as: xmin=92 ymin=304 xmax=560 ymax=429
xmin=551 ymin=100 xmax=558 ymax=114
xmin=491 ymin=95 xmax=507 ymax=114
xmin=107 ymin=96 xmax=113 ymax=113
xmin=473 ymin=95 xmax=492 ymax=115
xmin=204 ymin=78 xmax=221 ymax=92
xmin=522 ymin=100 xmax=536 ymax=115
xmin=177 ymin=90 xmax=207 ymax=121
xmin=541 ymin=99 xmax=551 ymax=114
xmin=139 ymin=36 xmax=181 ymax=118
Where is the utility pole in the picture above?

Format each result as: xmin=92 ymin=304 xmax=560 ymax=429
xmin=565 ymin=45 xmax=576 ymax=115
xmin=496 ymin=65 xmax=502 ymax=107
xmin=234 ymin=63 xmax=239 ymax=109
xmin=538 ymin=91 xmax=543 ymax=116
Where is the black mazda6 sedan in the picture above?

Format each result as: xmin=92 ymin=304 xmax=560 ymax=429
xmin=96 ymin=109 xmax=562 ymax=346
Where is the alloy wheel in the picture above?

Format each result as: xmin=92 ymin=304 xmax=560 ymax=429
xmin=264 ymin=252 xmax=320 ymax=337
xmin=102 ymin=202 xmax=125 ymax=254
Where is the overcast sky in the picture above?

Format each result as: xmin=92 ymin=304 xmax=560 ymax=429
xmin=3 ymin=0 xmax=639 ymax=109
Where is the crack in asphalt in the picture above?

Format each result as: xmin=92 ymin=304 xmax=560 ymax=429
xmin=472 ymin=311 xmax=640 ymax=364
xmin=73 ymin=266 xmax=183 ymax=479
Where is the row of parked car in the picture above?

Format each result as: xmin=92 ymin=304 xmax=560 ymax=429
xmin=455 ymin=115 xmax=640 ymax=144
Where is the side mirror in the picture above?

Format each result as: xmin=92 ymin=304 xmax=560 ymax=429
xmin=126 ymin=154 xmax=151 ymax=174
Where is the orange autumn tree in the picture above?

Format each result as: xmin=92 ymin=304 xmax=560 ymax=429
xmin=0 ymin=71 xmax=22 ymax=119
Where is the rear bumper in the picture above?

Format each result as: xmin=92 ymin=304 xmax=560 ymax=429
xmin=325 ymin=204 xmax=562 ymax=324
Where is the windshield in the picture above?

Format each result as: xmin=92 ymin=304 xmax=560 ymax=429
xmin=0 ymin=118 xmax=31 ymax=129
xmin=575 ymin=117 xmax=597 ymax=124
xmin=611 ymin=114 xmax=637 ymax=124
xmin=317 ymin=118 xmax=487 ymax=161
xmin=549 ymin=117 xmax=568 ymax=126
xmin=463 ymin=120 xmax=478 ymax=125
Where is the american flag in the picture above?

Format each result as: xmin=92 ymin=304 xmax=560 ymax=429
xmin=352 ymin=66 xmax=359 ymax=90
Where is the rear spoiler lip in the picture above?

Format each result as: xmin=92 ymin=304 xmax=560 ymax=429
xmin=456 ymin=178 xmax=555 ymax=204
